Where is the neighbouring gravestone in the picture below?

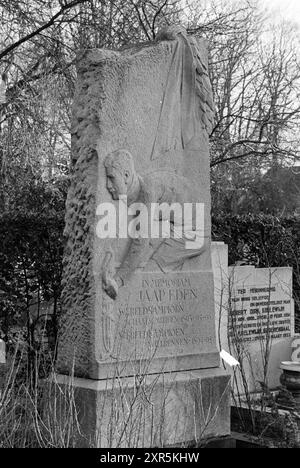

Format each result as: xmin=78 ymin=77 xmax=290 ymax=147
xmin=292 ymin=337 xmax=300 ymax=362
xmin=56 ymin=26 xmax=230 ymax=447
xmin=28 ymin=299 xmax=56 ymax=348
xmin=229 ymin=266 xmax=294 ymax=343
xmin=212 ymin=243 xmax=297 ymax=393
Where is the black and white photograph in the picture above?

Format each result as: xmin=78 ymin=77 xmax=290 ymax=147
xmin=0 ymin=0 xmax=300 ymax=451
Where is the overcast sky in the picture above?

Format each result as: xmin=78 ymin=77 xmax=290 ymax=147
xmin=262 ymin=0 xmax=300 ymax=25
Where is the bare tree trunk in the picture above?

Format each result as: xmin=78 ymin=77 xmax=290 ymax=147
xmin=0 ymin=74 xmax=7 ymax=211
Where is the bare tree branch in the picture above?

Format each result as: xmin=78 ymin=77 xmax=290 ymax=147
xmin=0 ymin=0 xmax=90 ymax=61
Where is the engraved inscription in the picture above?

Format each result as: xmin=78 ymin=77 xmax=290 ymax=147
xmin=229 ymin=284 xmax=293 ymax=343
xmin=113 ymin=272 xmax=215 ymax=360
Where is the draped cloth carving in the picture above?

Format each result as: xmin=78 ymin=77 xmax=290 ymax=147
xmin=150 ymin=27 xmax=215 ymax=160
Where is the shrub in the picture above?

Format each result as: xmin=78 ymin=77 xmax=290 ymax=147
xmin=212 ymin=214 xmax=300 ymax=332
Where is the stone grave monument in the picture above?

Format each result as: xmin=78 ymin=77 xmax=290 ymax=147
xmin=212 ymin=243 xmax=297 ymax=393
xmin=56 ymin=25 xmax=231 ymax=447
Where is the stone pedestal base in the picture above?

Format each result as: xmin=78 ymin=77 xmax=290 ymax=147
xmin=53 ymin=368 xmax=231 ymax=448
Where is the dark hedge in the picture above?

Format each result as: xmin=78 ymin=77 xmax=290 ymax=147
xmin=212 ymin=214 xmax=300 ymax=331
xmin=0 ymin=212 xmax=299 ymax=346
